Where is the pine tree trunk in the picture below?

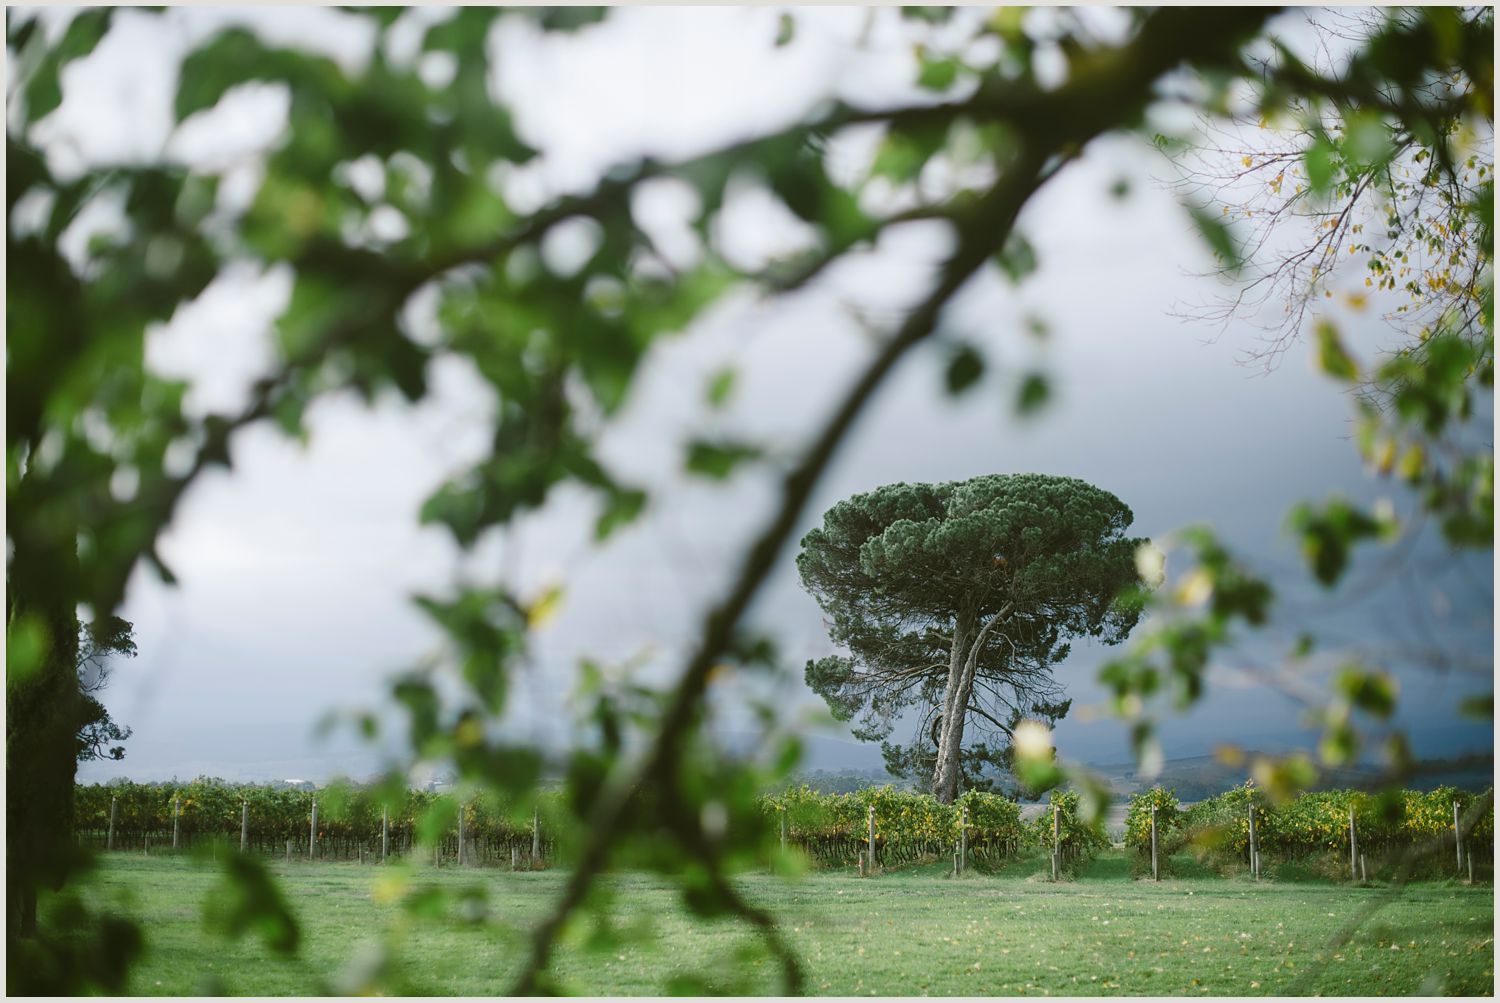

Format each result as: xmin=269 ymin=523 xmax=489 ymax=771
xmin=930 ymin=609 xmax=973 ymax=803
xmin=931 ymin=602 xmax=1014 ymax=804
xmin=931 ymin=679 xmax=973 ymax=804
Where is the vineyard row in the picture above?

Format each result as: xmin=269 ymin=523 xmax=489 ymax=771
xmin=77 ymin=779 xmax=1488 ymax=872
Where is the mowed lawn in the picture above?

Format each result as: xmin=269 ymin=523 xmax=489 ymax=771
xmin=61 ymin=851 xmax=1492 ymax=996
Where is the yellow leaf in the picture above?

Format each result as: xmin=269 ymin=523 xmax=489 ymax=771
xmin=1397 ymin=445 xmax=1425 ymax=480
xmin=1176 ymin=569 xmax=1213 ymax=608
xmin=1371 ymin=437 xmax=1396 ymax=474
xmin=526 ymin=584 xmax=566 ymax=629
xmin=372 ymin=874 xmax=407 ymax=905
xmin=1215 ymin=744 xmax=1245 ymax=766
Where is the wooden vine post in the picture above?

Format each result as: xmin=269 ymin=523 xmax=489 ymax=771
xmin=1454 ymin=800 xmax=1463 ymax=874
xmin=240 ymin=800 xmax=249 ymax=853
xmin=381 ymin=807 xmax=389 ymax=863
xmin=310 ymin=798 xmax=318 ymax=861
xmin=959 ymin=805 xmax=969 ymax=875
xmin=532 ymin=804 xmax=541 ymax=865
xmin=779 ymin=806 xmax=788 ymax=853
xmin=1248 ymin=803 xmax=1258 ymax=880
xmin=1051 ymin=804 xmax=1061 ymax=882
xmin=1253 ymin=807 xmax=1261 ymax=880
xmin=1150 ymin=805 xmax=1158 ymax=881
xmin=866 ymin=805 xmax=876 ymax=877
xmin=457 ymin=802 xmax=467 ymax=867
xmin=108 ymin=797 xmax=117 ymax=852
xmin=172 ymin=797 xmax=181 ymax=850
xmin=1348 ymin=804 xmax=1358 ymax=881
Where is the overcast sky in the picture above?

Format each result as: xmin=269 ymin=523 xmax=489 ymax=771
xmin=40 ymin=7 xmax=1490 ymax=785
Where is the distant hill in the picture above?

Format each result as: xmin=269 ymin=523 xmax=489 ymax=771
xmin=782 ymin=768 xmax=897 ymax=794
xmin=711 ymin=730 xmax=1491 ymax=802
xmin=1089 ymin=750 xmax=1494 ymax=801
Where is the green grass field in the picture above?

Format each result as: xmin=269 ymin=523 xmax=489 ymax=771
xmin=54 ymin=850 xmax=1493 ymax=996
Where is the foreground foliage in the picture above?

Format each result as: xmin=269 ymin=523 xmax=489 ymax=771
xmin=8 ymin=6 xmax=1492 ymax=994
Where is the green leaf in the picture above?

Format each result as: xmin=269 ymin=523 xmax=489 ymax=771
xmin=1468 ymin=180 xmax=1494 ymax=258
xmin=870 ymin=121 xmax=950 ymax=185
xmin=391 ymin=674 xmax=442 ymax=751
xmin=1315 ymin=320 xmax=1359 ymax=382
xmin=902 ymin=7 xmax=956 ymax=23
xmin=1257 ymin=753 xmax=1318 ymax=799
xmin=1342 ymin=111 xmax=1394 ymax=170
xmin=1318 ymin=719 xmax=1359 ymax=767
xmin=917 ymin=55 xmax=961 ymax=92
xmin=679 ymin=865 xmax=731 ymax=918
xmin=1335 ymin=666 xmax=1397 ymax=719
xmin=344 ymin=7 xmax=405 ymax=28
xmin=420 ymin=477 xmax=487 ymax=547
xmin=413 ymin=588 xmax=526 ymax=712
xmin=705 ymin=366 xmax=737 ymax=408
xmin=772 ymin=735 xmax=803 ymax=776
xmin=175 ymin=28 xmax=346 ymax=123
xmin=1287 ymin=497 xmax=1387 ymax=586
xmin=6 ymin=612 xmax=50 ymax=685
xmin=685 ymin=440 xmax=762 ymax=480
xmin=944 ymin=344 xmax=985 ymax=396
xmin=204 ymin=856 xmax=300 ymax=955
xmin=595 ymin=487 xmax=647 ymax=541
xmin=1459 ymin=693 xmax=1493 ymax=719
xmin=421 ymin=8 xmax=502 ymax=54
xmin=22 ymin=8 xmax=114 ymax=125
xmin=1015 ymin=372 xmax=1050 ymax=416
xmin=993 ymin=232 xmax=1038 ymax=285
xmin=416 ymin=796 xmax=458 ymax=847
xmin=1304 ymin=135 xmax=1338 ymax=195
xmin=463 ymin=744 xmax=542 ymax=796
xmin=1188 ymin=204 xmax=1244 ymax=276
xmin=775 ymin=13 xmax=795 ymax=46
xmin=401 ymin=885 xmax=448 ymax=920
xmin=533 ymin=7 xmax=609 ymax=32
